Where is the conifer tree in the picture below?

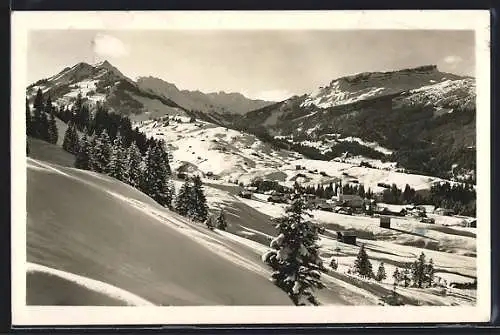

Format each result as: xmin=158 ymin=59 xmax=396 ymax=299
xmin=402 ymin=267 xmax=411 ymax=287
xmin=93 ymin=130 xmax=112 ymax=173
xmin=139 ymin=144 xmax=173 ymax=207
xmin=189 ymin=175 xmax=208 ymax=222
xmin=215 ymin=209 xmax=227 ymax=230
xmin=33 ymin=88 xmax=44 ymax=111
xmin=262 ymin=198 xmax=325 ymax=306
xmin=156 ymin=140 xmax=171 ymax=175
xmin=39 ymin=111 xmax=50 ymax=142
xmin=26 ymin=99 xmax=33 ymax=137
xmin=47 ymin=110 xmax=59 ymax=144
xmin=358 ymin=184 xmax=366 ymax=198
xmin=330 ymin=258 xmax=338 ymax=271
xmin=31 ymin=89 xmax=43 ymax=138
xmin=426 ymin=258 xmax=435 ymax=287
xmin=108 ymin=133 xmax=127 ymax=181
xmin=74 ymin=132 xmax=93 ymax=170
xmin=392 ymin=267 xmax=401 ymax=285
xmin=139 ymin=146 xmax=156 ymax=196
xmin=176 ymin=180 xmax=193 ymax=216
xmin=354 ymin=244 xmax=373 ymax=279
xmin=205 ymin=215 xmax=215 ymax=230
xmin=62 ymin=121 xmax=79 ymax=154
xmin=375 ymin=262 xmax=387 ymax=282
xmin=126 ymin=141 xmax=143 ymax=188
xmin=411 ymin=252 xmax=427 ymax=288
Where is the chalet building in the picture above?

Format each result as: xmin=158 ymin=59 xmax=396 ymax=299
xmin=464 ymin=219 xmax=477 ymax=228
xmin=337 ymin=231 xmax=357 ymax=245
xmin=380 ymin=216 xmax=391 ymax=228
xmin=331 ymin=186 xmax=364 ymax=208
xmin=434 ymin=208 xmax=455 ymax=216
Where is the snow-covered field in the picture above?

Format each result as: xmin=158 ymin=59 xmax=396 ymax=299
xmin=138 ymin=118 xmax=452 ymax=192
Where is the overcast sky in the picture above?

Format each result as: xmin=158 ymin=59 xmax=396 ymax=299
xmin=27 ymin=30 xmax=475 ymax=101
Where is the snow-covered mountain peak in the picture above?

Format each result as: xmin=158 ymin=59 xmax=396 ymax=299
xmin=301 ymin=65 xmax=464 ymax=109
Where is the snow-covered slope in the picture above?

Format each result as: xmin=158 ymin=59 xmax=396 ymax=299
xmin=138 ymin=117 xmax=454 ymax=192
xmin=27 ymin=156 xmax=292 ymax=306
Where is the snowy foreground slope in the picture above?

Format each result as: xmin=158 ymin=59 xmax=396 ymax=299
xmin=138 ymin=117 xmax=453 ymax=192
xmin=27 ymin=156 xmax=291 ymax=306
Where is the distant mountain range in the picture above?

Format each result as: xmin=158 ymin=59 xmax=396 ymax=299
xmin=26 ymin=62 xmax=476 ymax=180
xmin=26 ymin=60 xmax=274 ymax=122
xmin=233 ymin=65 xmax=476 ymax=179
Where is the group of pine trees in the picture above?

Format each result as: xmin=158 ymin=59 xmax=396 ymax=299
xmin=175 ymin=175 xmax=209 ymax=222
xmin=346 ymin=246 xmax=435 ymax=288
xmin=392 ymin=252 xmax=435 ymax=288
xmin=262 ymin=199 xmax=326 ymax=306
xmin=293 ymin=182 xmax=375 ymax=200
xmin=56 ymin=93 xmax=151 ymax=155
xmin=205 ymin=208 xmax=228 ymax=231
xmin=378 ymin=182 xmax=476 ymax=216
xmin=65 ymin=125 xmax=176 ymax=209
xmin=26 ymin=89 xmax=59 ymax=145
xmin=429 ymin=182 xmax=476 ymax=217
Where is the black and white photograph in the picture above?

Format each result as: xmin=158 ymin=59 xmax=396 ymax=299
xmin=11 ymin=10 xmax=490 ymax=325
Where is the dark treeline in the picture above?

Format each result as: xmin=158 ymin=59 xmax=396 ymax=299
xmin=26 ymin=89 xmax=59 ymax=145
xmin=56 ymin=92 xmax=150 ymax=155
xmin=429 ymin=182 xmax=476 ymax=217
xmin=295 ymin=182 xmax=374 ymax=200
xmin=379 ymin=182 xmax=475 ymax=216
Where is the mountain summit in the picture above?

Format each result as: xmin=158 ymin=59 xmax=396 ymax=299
xmin=26 ymin=60 xmax=274 ymax=120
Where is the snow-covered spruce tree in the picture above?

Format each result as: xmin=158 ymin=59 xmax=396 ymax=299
xmin=425 ymin=258 xmax=435 ymax=287
xmin=262 ymin=198 xmax=326 ymax=306
xmin=330 ymin=258 xmax=338 ymax=271
xmin=175 ymin=180 xmax=193 ymax=216
xmin=47 ymin=110 xmax=59 ymax=144
xmin=26 ymin=99 xmax=33 ymax=137
xmin=375 ymin=262 xmax=387 ymax=282
xmin=89 ymin=136 xmax=99 ymax=171
xmin=205 ymin=215 xmax=215 ymax=230
xmin=189 ymin=175 xmax=208 ymax=222
xmin=39 ymin=111 xmax=50 ymax=142
xmin=411 ymin=252 xmax=427 ymax=288
xmin=392 ymin=267 xmax=401 ymax=286
xmin=354 ymin=244 xmax=374 ymax=279
xmin=108 ymin=133 xmax=128 ymax=182
xmin=31 ymin=88 xmax=44 ymax=138
xmin=139 ymin=146 xmax=157 ymax=197
xmin=93 ymin=129 xmax=112 ymax=173
xmin=155 ymin=143 xmax=174 ymax=208
xmin=156 ymin=139 xmax=171 ymax=176
xmin=74 ymin=132 xmax=93 ymax=170
xmin=215 ymin=209 xmax=227 ymax=230
xmin=62 ymin=121 xmax=79 ymax=154
xmin=126 ymin=141 xmax=143 ymax=188
xmin=402 ymin=267 xmax=411 ymax=287
xmin=140 ymin=144 xmax=174 ymax=207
